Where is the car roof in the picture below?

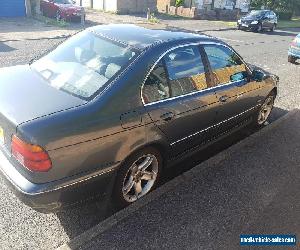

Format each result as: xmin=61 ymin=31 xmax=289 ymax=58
xmin=88 ymin=24 xmax=219 ymax=50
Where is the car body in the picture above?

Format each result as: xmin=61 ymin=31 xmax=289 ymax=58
xmin=40 ymin=0 xmax=84 ymax=21
xmin=288 ymin=33 xmax=300 ymax=63
xmin=237 ymin=10 xmax=277 ymax=32
xmin=0 ymin=24 xmax=279 ymax=213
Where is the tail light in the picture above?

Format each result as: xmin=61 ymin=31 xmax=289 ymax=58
xmin=11 ymin=135 xmax=52 ymax=172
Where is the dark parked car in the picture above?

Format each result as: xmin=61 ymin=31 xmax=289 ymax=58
xmin=288 ymin=33 xmax=300 ymax=63
xmin=237 ymin=10 xmax=277 ymax=32
xmin=40 ymin=0 xmax=84 ymax=22
xmin=0 ymin=24 xmax=279 ymax=213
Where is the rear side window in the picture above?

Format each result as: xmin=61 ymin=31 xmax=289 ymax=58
xmin=142 ymin=45 xmax=210 ymax=104
xmin=165 ymin=46 xmax=208 ymax=97
xmin=142 ymin=60 xmax=170 ymax=104
xmin=204 ymin=45 xmax=248 ymax=85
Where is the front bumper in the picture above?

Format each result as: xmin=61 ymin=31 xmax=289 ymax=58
xmin=238 ymin=22 xmax=259 ymax=30
xmin=0 ymin=148 xmax=118 ymax=213
xmin=288 ymin=46 xmax=300 ymax=59
xmin=63 ymin=12 xmax=85 ymax=21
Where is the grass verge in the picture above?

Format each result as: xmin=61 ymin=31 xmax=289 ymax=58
xmin=216 ymin=17 xmax=300 ymax=29
xmin=277 ymin=18 xmax=300 ymax=29
xmin=33 ymin=15 xmax=69 ymax=27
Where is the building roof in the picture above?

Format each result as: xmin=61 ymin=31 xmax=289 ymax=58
xmin=88 ymin=24 xmax=215 ymax=50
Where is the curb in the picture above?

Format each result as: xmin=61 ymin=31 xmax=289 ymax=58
xmin=0 ymin=35 xmax=72 ymax=43
xmin=57 ymin=109 xmax=298 ymax=250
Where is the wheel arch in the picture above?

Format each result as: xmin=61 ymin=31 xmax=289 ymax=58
xmin=116 ymin=140 xmax=170 ymax=173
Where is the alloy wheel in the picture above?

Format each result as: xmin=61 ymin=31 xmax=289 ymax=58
xmin=257 ymin=96 xmax=274 ymax=125
xmin=122 ymin=154 xmax=159 ymax=203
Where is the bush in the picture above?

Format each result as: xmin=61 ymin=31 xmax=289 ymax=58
xmin=175 ymin=0 xmax=184 ymax=7
xmin=276 ymin=10 xmax=293 ymax=20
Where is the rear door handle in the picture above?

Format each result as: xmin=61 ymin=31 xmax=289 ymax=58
xmin=219 ymin=95 xmax=229 ymax=102
xmin=160 ymin=112 xmax=175 ymax=121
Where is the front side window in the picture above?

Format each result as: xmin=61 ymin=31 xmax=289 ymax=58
xmin=204 ymin=45 xmax=248 ymax=85
xmin=31 ymin=31 xmax=138 ymax=100
xmin=164 ymin=46 xmax=208 ymax=97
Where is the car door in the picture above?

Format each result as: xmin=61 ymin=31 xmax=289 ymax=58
xmin=269 ymin=11 xmax=277 ymax=27
xmin=202 ymin=43 xmax=263 ymax=132
xmin=263 ymin=11 xmax=271 ymax=29
xmin=47 ymin=0 xmax=57 ymax=17
xmin=142 ymin=45 xmax=219 ymax=157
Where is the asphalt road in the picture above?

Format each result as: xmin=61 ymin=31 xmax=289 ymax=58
xmin=0 ymin=20 xmax=299 ymax=250
xmin=81 ymin=110 xmax=300 ymax=250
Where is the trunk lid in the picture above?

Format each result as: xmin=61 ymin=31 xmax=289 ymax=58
xmin=0 ymin=65 xmax=86 ymax=152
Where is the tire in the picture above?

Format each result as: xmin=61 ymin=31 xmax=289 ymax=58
xmin=288 ymin=55 xmax=296 ymax=64
xmin=252 ymin=92 xmax=275 ymax=127
xmin=112 ymin=147 xmax=162 ymax=208
xmin=270 ymin=24 xmax=276 ymax=32
xmin=256 ymin=23 xmax=263 ymax=32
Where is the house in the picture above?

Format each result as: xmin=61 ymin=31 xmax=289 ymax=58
xmin=76 ymin=0 xmax=157 ymax=14
xmin=0 ymin=0 xmax=27 ymax=17
xmin=158 ymin=0 xmax=251 ymax=19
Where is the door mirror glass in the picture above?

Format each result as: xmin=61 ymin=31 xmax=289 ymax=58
xmin=230 ymin=71 xmax=248 ymax=82
xmin=252 ymin=69 xmax=265 ymax=82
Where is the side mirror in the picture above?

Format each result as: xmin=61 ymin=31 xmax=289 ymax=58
xmin=252 ymin=69 xmax=266 ymax=82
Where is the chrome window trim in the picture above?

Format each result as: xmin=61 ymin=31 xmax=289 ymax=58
xmin=170 ymin=105 xmax=258 ymax=146
xmin=141 ymin=41 xmax=252 ymax=107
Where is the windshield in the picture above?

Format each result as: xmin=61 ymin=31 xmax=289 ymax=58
xmin=54 ymin=0 xmax=73 ymax=4
xmin=247 ymin=10 xmax=267 ymax=18
xmin=32 ymin=31 xmax=138 ymax=100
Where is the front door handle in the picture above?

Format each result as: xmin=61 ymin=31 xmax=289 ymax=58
xmin=160 ymin=112 xmax=175 ymax=121
xmin=219 ymin=95 xmax=229 ymax=102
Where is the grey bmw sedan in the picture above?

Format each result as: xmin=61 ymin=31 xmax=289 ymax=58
xmin=0 ymin=24 xmax=279 ymax=212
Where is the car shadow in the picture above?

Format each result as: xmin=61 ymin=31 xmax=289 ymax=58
xmin=0 ymin=42 xmax=16 ymax=52
xmin=259 ymin=28 xmax=300 ymax=37
xmin=55 ymin=106 xmax=287 ymax=240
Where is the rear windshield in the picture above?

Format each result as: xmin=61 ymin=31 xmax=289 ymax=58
xmin=31 ymin=31 xmax=138 ymax=100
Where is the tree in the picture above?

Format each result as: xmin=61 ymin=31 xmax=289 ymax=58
xmin=251 ymin=0 xmax=300 ymax=12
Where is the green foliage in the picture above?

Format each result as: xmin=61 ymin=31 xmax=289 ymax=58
xmin=251 ymin=0 xmax=300 ymax=19
xmin=34 ymin=15 xmax=69 ymax=27
xmin=175 ymin=0 xmax=184 ymax=7
xmin=276 ymin=10 xmax=293 ymax=20
xmin=148 ymin=13 xmax=160 ymax=23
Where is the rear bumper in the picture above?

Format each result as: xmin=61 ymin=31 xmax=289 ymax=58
xmin=0 ymin=148 xmax=118 ymax=213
